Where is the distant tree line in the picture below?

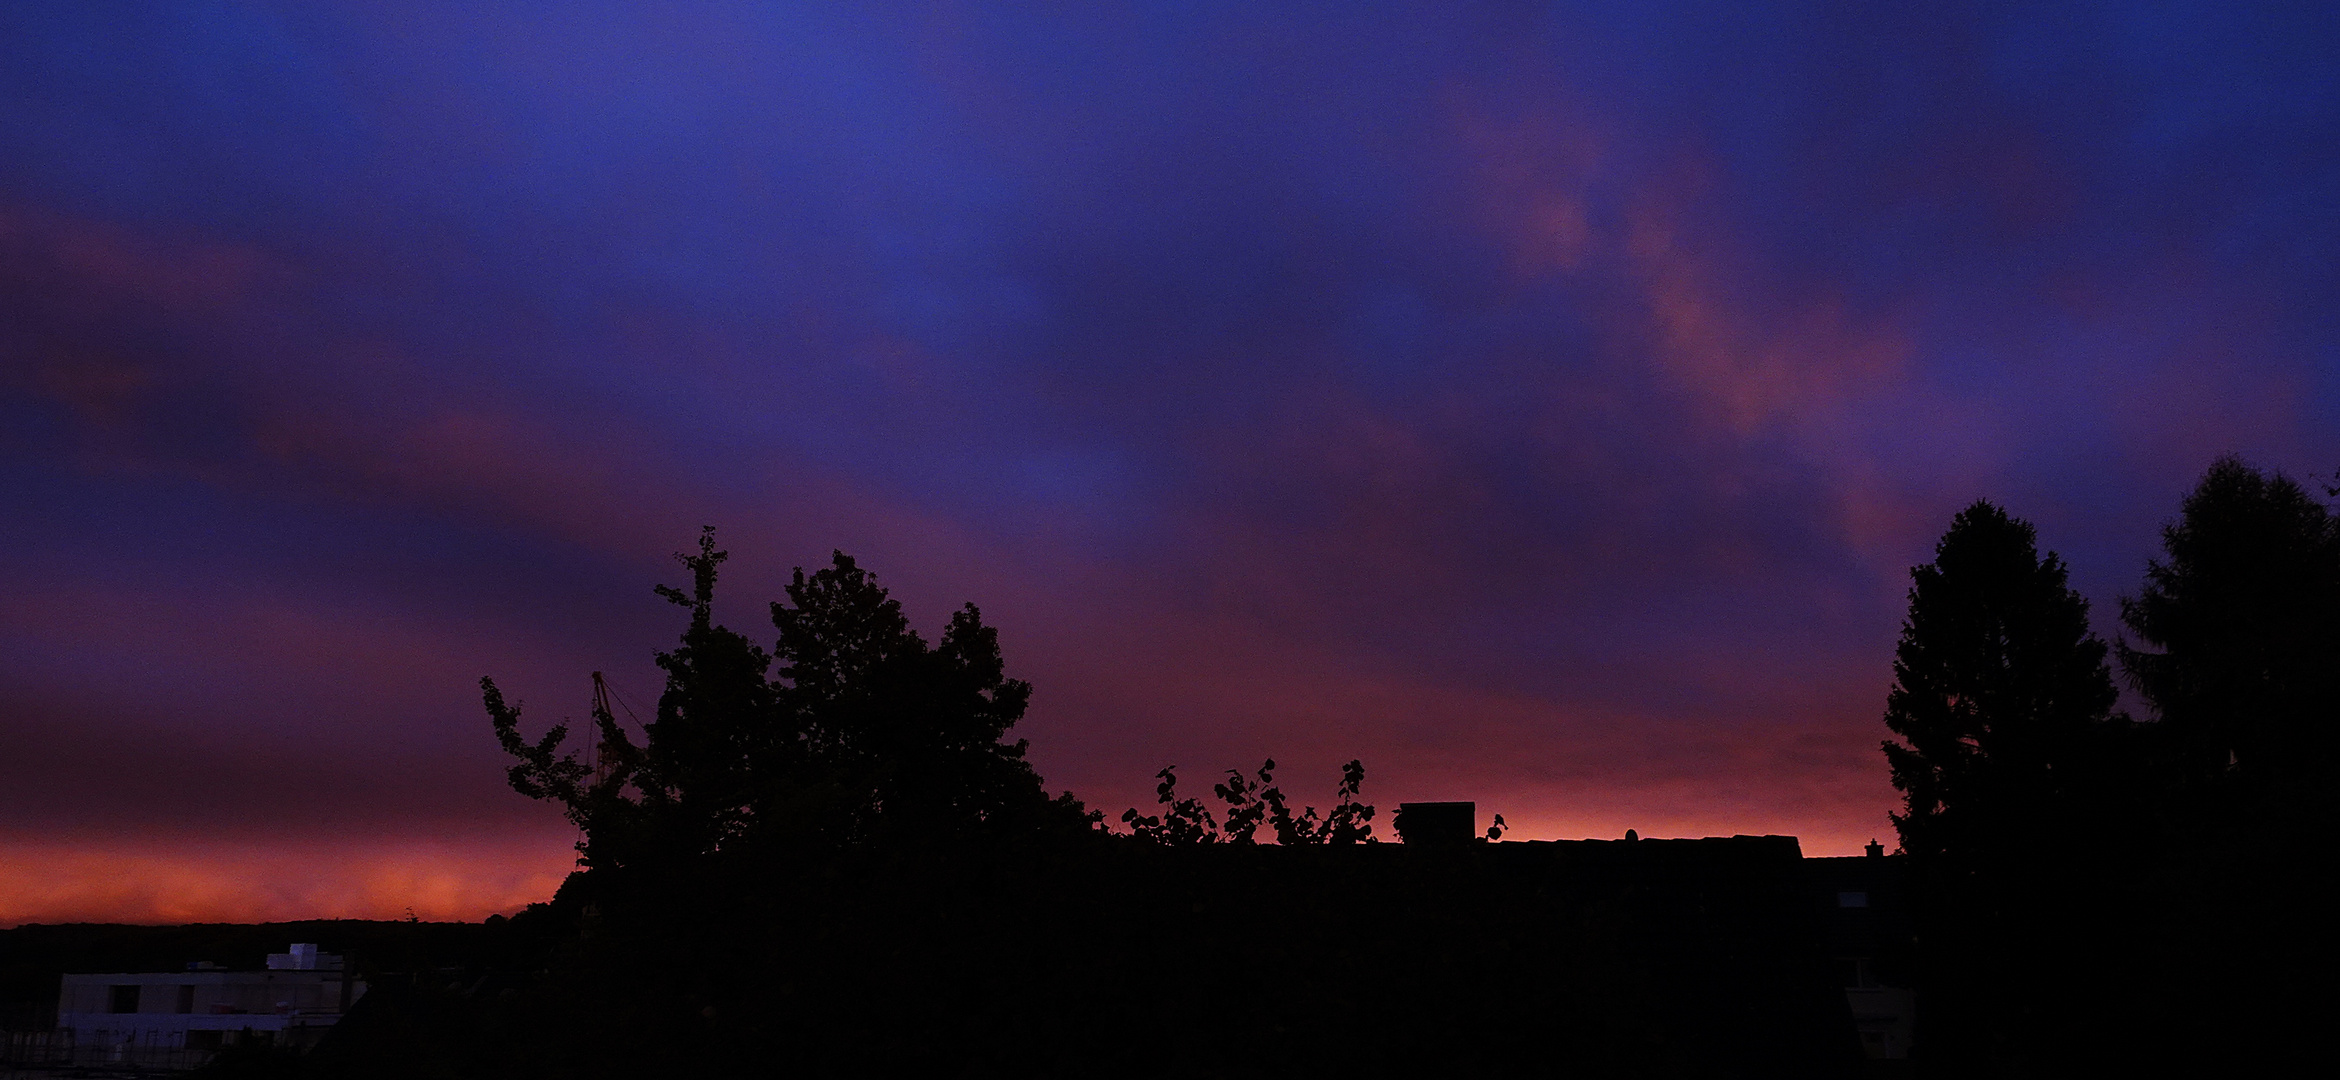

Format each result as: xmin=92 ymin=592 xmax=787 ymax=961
xmin=1879 ymin=455 xmax=2336 ymax=1072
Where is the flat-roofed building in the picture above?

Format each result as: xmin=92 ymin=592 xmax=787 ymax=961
xmin=53 ymin=943 xmax=365 ymax=1058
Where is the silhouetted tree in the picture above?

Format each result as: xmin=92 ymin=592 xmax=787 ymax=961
xmin=1880 ymin=502 xmax=2127 ymax=1070
xmin=765 ymin=546 xmax=1097 ymax=847
xmin=2065 ymin=458 xmax=2340 ymax=1074
xmin=485 ymin=529 xmax=1094 ymax=872
xmin=2118 ymin=456 xmax=2340 ymax=788
xmin=1881 ymin=501 xmax=2120 ymax=867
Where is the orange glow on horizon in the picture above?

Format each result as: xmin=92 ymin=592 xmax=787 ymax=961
xmin=0 ymin=834 xmax=577 ymax=928
xmin=1 ymin=803 xmax=1892 ymax=928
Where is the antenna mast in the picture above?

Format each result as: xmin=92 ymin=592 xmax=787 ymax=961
xmin=589 ymin=671 xmax=616 ymax=786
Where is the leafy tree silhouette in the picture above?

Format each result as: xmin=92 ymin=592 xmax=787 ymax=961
xmin=486 ymin=528 xmax=1095 ymax=872
xmin=2118 ymin=456 xmax=2340 ymax=789
xmin=1119 ymin=765 xmax=1220 ymax=844
xmin=2093 ymin=457 xmax=2339 ymax=1074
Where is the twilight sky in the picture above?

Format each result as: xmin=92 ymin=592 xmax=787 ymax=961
xmin=4 ymin=2 xmax=2336 ymax=924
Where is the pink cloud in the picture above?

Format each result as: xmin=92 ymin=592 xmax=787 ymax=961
xmin=1450 ymin=99 xmax=1607 ymax=277
xmin=0 ymin=202 xmax=274 ymax=314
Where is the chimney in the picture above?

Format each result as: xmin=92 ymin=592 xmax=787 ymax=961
xmin=1393 ymin=802 xmax=1474 ymax=847
xmin=1865 ymin=839 xmax=1884 ymax=859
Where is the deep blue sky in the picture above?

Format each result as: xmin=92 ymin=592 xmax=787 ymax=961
xmin=4 ymin=1 xmax=2335 ymax=922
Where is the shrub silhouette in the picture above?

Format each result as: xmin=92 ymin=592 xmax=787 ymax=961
xmin=1121 ymin=758 xmax=1377 ymax=844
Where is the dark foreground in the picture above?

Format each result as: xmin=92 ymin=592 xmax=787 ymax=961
xmin=5 ymin=837 xmax=1861 ymax=1079
xmin=8 ymin=825 xmax=2317 ymax=1078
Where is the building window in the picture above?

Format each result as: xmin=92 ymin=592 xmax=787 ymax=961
xmin=177 ymin=985 xmax=197 ymax=1014
xmin=1837 ymin=890 xmax=1869 ymax=908
xmin=186 ymin=1030 xmax=224 ymax=1050
xmin=108 ymin=985 xmax=140 ymax=1014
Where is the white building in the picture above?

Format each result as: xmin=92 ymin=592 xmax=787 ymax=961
xmin=54 ymin=943 xmax=367 ymax=1054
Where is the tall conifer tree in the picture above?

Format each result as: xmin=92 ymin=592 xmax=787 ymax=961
xmin=1882 ymin=502 xmax=2118 ymax=866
